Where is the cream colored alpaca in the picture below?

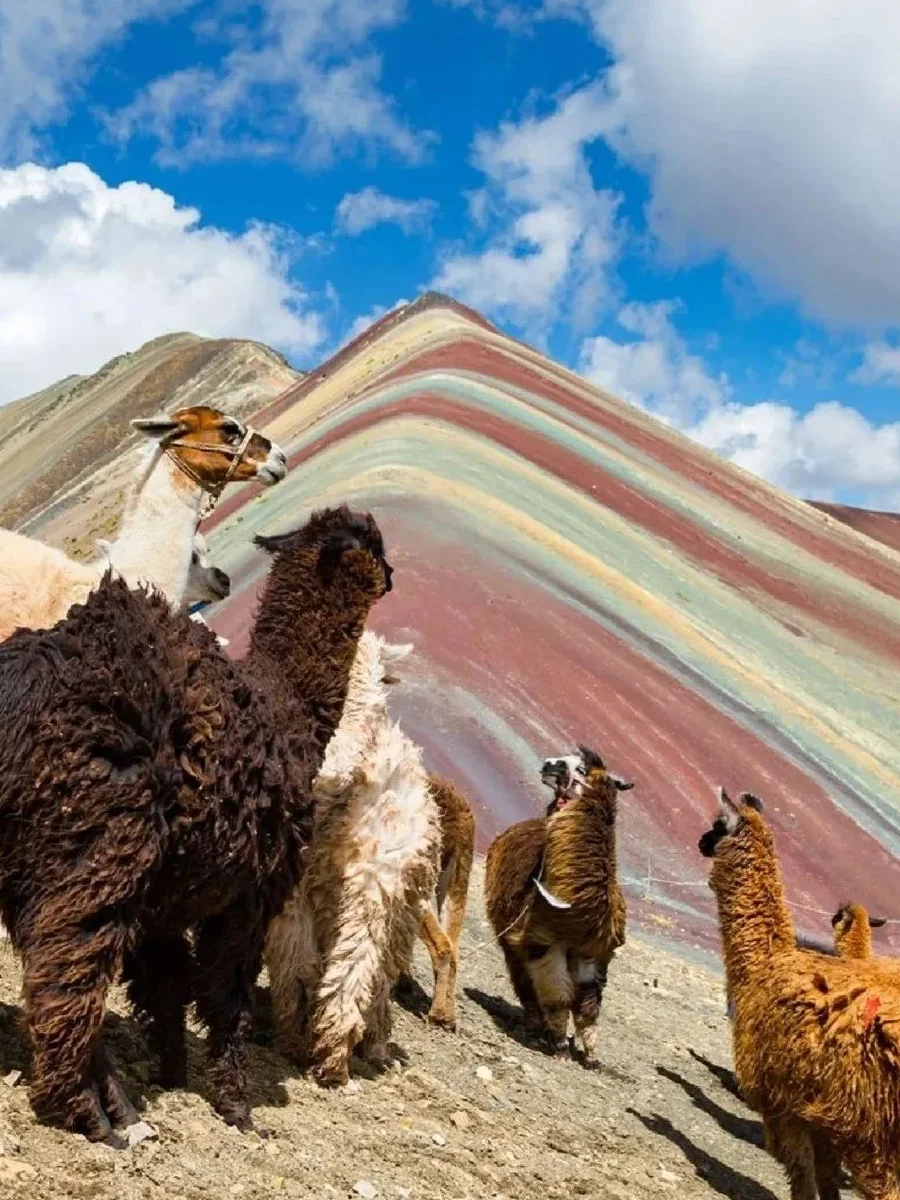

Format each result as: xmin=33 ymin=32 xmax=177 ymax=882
xmin=264 ymin=633 xmax=441 ymax=1086
xmin=0 ymin=408 xmax=285 ymax=642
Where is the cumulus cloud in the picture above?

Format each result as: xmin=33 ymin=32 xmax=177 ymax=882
xmin=335 ymin=187 xmax=436 ymax=236
xmin=547 ymin=0 xmax=900 ymax=333
xmin=851 ymin=343 xmax=900 ymax=387
xmin=434 ymin=85 xmax=620 ymax=334
xmin=109 ymin=0 xmax=431 ymax=167
xmin=582 ymin=302 xmax=900 ymax=507
xmin=0 ymin=162 xmax=324 ymax=403
xmin=0 ymin=0 xmax=189 ymax=158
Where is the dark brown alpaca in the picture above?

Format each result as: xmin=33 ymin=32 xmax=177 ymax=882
xmin=0 ymin=506 xmax=391 ymax=1146
xmin=485 ymin=746 xmax=633 ymax=1062
xmin=397 ymin=775 xmax=475 ymax=1030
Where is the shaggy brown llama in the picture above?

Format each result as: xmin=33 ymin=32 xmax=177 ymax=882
xmin=485 ymin=745 xmax=633 ymax=1062
xmin=700 ymin=787 xmax=900 ymax=1200
xmin=832 ymin=902 xmax=887 ymax=959
xmin=0 ymin=506 xmax=391 ymax=1146
xmin=396 ymin=774 xmax=476 ymax=1030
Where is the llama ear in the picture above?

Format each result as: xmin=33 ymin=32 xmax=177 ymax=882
xmin=718 ymin=786 xmax=743 ymax=834
xmin=739 ymin=791 xmax=764 ymax=814
xmin=613 ymin=777 xmax=635 ymax=791
xmin=576 ymin=743 xmax=606 ymax=772
xmin=382 ymin=641 xmax=414 ymax=664
xmin=131 ymin=414 xmax=187 ymax=441
xmin=830 ymin=906 xmax=846 ymax=928
xmin=869 ymin=916 xmax=888 ymax=928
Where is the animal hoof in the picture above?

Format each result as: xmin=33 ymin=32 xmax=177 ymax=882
xmin=426 ymin=1012 xmax=457 ymax=1032
xmin=100 ymin=1129 xmax=130 ymax=1151
xmin=312 ymin=1065 xmax=350 ymax=1089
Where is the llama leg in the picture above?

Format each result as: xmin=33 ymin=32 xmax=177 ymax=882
xmin=124 ymin=933 xmax=192 ymax=1087
xmin=500 ymin=940 xmax=544 ymax=1032
xmin=23 ymin=921 xmax=129 ymax=1143
xmin=92 ymin=1042 xmax=139 ymax=1129
xmin=808 ymin=1131 xmax=841 ymax=1200
xmin=310 ymin=892 xmax=388 ymax=1088
xmin=763 ymin=1115 xmax=817 ymax=1200
xmin=359 ymin=978 xmax=392 ymax=1067
xmin=264 ymin=897 xmax=316 ymax=1068
xmin=194 ymin=897 xmax=266 ymax=1132
xmin=842 ymin=1149 xmax=900 ymax=1200
xmin=526 ymin=944 xmax=574 ymax=1056
xmin=569 ymin=955 xmax=606 ymax=1064
xmin=418 ymin=907 xmax=457 ymax=1030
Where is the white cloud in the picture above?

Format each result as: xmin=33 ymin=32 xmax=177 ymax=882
xmin=0 ymin=0 xmax=189 ymax=158
xmin=342 ymin=298 xmax=410 ymax=345
xmin=0 ymin=162 xmax=324 ymax=403
xmin=109 ymin=0 xmax=431 ymax=167
xmin=547 ymin=0 xmax=900 ymax=332
xmin=335 ymin=187 xmax=436 ymax=236
xmin=851 ymin=343 xmax=900 ymax=387
xmin=434 ymin=85 xmax=620 ymax=333
xmin=582 ymin=302 xmax=900 ymax=508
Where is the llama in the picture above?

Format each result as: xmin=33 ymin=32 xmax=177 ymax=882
xmin=98 ymin=529 xmax=230 ymax=609
xmin=0 ymin=505 xmax=391 ymax=1145
xmin=832 ymin=903 xmax=887 ymax=959
xmin=264 ymin=632 xmax=441 ymax=1086
xmin=0 ymin=405 xmax=285 ymax=642
xmin=699 ymin=787 xmax=900 ymax=1200
xmin=485 ymin=745 xmax=633 ymax=1062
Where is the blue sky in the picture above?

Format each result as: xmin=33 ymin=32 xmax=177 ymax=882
xmin=1 ymin=0 xmax=899 ymax=507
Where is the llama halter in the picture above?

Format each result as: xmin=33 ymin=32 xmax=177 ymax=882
xmin=163 ymin=424 xmax=258 ymax=516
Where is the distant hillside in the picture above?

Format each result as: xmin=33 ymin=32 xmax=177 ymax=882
xmin=0 ymin=333 xmax=299 ymax=557
xmin=809 ymin=500 xmax=900 ymax=555
xmin=197 ymin=291 xmax=900 ymax=955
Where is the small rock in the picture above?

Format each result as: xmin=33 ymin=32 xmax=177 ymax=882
xmin=0 ymin=1159 xmax=37 ymax=1184
xmin=658 ymin=1169 xmax=679 ymax=1184
xmin=126 ymin=1121 xmax=158 ymax=1148
xmin=3 ymin=1070 xmax=21 ymax=1088
xmin=475 ymin=1066 xmax=493 ymax=1083
xmin=354 ymin=1181 xmax=379 ymax=1199
xmin=270 ymin=1178 xmax=284 ymax=1192
xmin=345 ymin=1079 xmax=363 ymax=1094
xmin=431 ymin=1133 xmax=446 ymax=1146
xmin=450 ymin=1111 xmax=471 ymax=1130
xmin=500 ymin=1056 xmax=519 ymax=1066
xmin=395 ymin=1189 xmax=411 ymax=1199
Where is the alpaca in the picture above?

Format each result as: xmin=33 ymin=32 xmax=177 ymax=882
xmin=264 ymin=632 xmax=441 ymax=1086
xmin=0 ymin=405 xmax=285 ymax=642
xmin=402 ymin=774 xmax=476 ymax=1031
xmin=699 ymin=787 xmax=900 ymax=1200
xmin=832 ymin=903 xmax=887 ymax=959
xmin=485 ymin=745 xmax=633 ymax=1062
xmin=0 ymin=505 xmax=391 ymax=1145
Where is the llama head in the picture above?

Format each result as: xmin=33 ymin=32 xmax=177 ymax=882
xmin=698 ymin=787 xmax=764 ymax=857
xmin=131 ymin=405 xmax=288 ymax=496
xmin=96 ymin=529 xmax=231 ymax=605
xmin=254 ymin=505 xmax=393 ymax=601
xmin=830 ymin=902 xmax=887 ymax=932
xmin=381 ymin=638 xmax=414 ymax=685
xmin=540 ymin=744 xmax=633 ymax=813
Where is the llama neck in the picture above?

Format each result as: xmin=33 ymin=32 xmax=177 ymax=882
xmin=105 ymin=448 xmax=202 ymax=607
xmin=710 ymin=824 xmax=795 ymax=995
xmin=248 ymin=568 xmax=373 ymax=768
xmin=544 ymin=778 xmax=618 ymax=907
xmin=319 ymin=635 xmax=387 ymax=779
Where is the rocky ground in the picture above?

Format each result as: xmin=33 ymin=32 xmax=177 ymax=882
xmin=0 ymin=867 xmax=826 ymax=1200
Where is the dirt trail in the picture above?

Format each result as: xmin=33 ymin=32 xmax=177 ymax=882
xmin=0 ymin=867 xmax=814 ymax=1200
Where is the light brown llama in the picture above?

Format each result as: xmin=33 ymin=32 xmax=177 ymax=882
xmin=484 ymin=745 xmax=633 ymax=1062
xmin=700 ymin=787 xmax=900 ymax=1200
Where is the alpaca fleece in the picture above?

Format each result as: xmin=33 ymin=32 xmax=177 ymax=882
xmin=485 ymin=764 xmax=626 ymax=1061
xmin=0 ymin=504 xmax=388 ymax=1143
xmin=265 ymin=631 xmax=440 ymax=1086
xmin=706 ymin=797 xmax=900 ymax=1199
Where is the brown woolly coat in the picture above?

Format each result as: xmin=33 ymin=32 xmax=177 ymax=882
xmin=710 ymin=806 xmax=900 ymax=1175
xmin=486 ymin=770 xmax=626 ymax=961
xmin=0 ymin=505 xmax=389 ymax=1138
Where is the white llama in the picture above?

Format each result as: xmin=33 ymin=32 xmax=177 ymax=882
xmin=264 ymin=632 xmax=441 ymax=1086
